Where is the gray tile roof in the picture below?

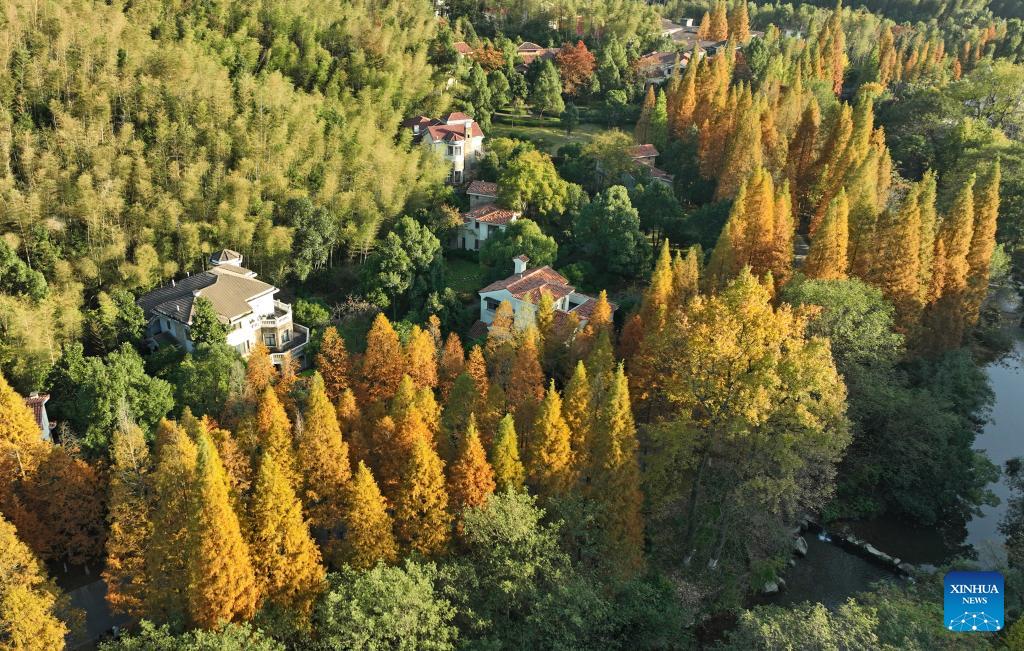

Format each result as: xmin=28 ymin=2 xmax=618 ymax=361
xmin=137 ymin=267 xmax=275 ymax=324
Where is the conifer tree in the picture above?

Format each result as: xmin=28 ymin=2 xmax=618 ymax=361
xmin=337 ymin=461 xmax=398 ymax=569
xmin=245 ymin=341 xmax=276 ymax=401
xmin=486 ymin=301 xmax=516 ymax=384
xmin=438 ymin=333 xmax=465 ymax=402
xmin=447 ymin=415 xmax=496 ymax=514
xmin=563 ymin=361 xmax=593 ymax=474
xmin=921 ymin=177 xmax=976 ymax=351
xmin=966 ymin=161 xmax=1001 ymax=325
xmin=405 ymin=325 xmax=438 ymax=390
xmin=640 ymin=240 xmax=674 ymax=330
xmin=526 ymin=381 xmax=574 ymax=498
xmin=186 ymin=434 xmax=259 ymax=629
xmin=465 ymin=344 xmax=490 ymax=403
xmin=803 ymin=190 xmax=849 ymax=281
xmin=917 ymin=172 xmax=939 ymax=303
xmin=0 ymin=514 xmax=68 ymax=649
xmin=145 ymin=420 xmax=197 ymax=625
xmin=868 ymin=187 xmax=923 ymax=325
xmin=394 ymin=436 xmax=451 ymax=556
xmin=478 ymin=383 xmax=507 ymax=449
xmin=635 ymin=85 xmax=656 ymax=144
xmin=254 ymin=386 xmax=300 ymax=489
xmin=672 ymin=246 xmax=701 ymax=305
xmin=940 ymin=176 xmax=977 ymax=295
xmin=651 ymin=89 xmax=669 ymax=151
xmin=296 ymin=374 xmax=351 ymax=531
xmin=788 ymin=99 xmax=821 ymax=226
xmin=335 ymin=388 xmax=364 ymax=466
xmin=375 ymin=394 xmax=433 ymax=501
xmin=669 ymin=48 xmax=699 ymax=139
xmin=316 ymin=326 xmax=350 ymax=403
xmin=697 ymin=11 xmax=712 ymax=41
xmin=359 ymin=313 xmax=404 ymax=404
xmin=709 ymin=0 xmax=730 ymax=40
xmin=248 ymin=452 xmax=325 ymax=618
xmin=104 ymin=420 xmax=152 ymax=618
xmin=0 ymin=371 xmax=48 ymax=543
xmin=506 ymin=327 xmax=545 ymax=435
xmin=590 ymin=365 xmax=645 ymax=575
xmin=439 ymin=373 xmax=477 ymax=463
xmin=809 ymin=103 xmax=854 ymax=234
xmin=716 ymin=88 xmax=763 ymax=200
xmin=490 ymin=415 xmax=525 ymax=493
xmin=770 ymin=182 xmax=795 ymax=286
xmin=729 ymin=0 xmax=751 ymax=42
xmin=275 ymin=354 xmax=299 ymax=416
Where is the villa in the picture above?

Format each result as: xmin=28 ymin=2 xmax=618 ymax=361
xmin=477 ymin=255 xmax=611 ymax=327
xmin=403 ymin=112 xmax=485 ymax=184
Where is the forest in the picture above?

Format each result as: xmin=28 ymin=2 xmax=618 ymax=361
xmin=1 ymin=0 xmax=1024 ymax=648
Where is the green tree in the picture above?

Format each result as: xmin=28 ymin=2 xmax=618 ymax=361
xmin=573 ymin=186 xmax=652 ymax=281
xmin=479 ymin=219 xmax=558 ymax=281
xmin=285 ymin=198 xmax=337 ymax=282
xmin=189 ymin=297 xmax=227 ymax=347
xmin=498 ymin=150 xmax=577 ymax=224
xmin=173 ymin=344 xmax=245 ymax=419
xmin=560 ymin=103 xmax=580 ymax=135
xmin=530 ymin=60 xmax=565 ymax=117
xmin=100 ymin=621 xmax=283 ymax=651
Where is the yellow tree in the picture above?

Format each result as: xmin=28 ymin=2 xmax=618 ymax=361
xmin=716 ymin=87 xmax=763 ymax=200
xmin=803 ymin=190 xmax=849 ymax=281
xmin=640 ymin=240 xmax=674 ymax=330
xmin=275 ymin=354 xmax=299 ymax=416
xmin=635 ymin=85 xmax=656 ymax=144
xmin=672 ymin=246 xmax=701 ymax=306
xmin=254 ymin=386 xmax=300 ymax=489
xmin=336 ymin=461 xmax=398 ymax=569
xmin=186 ymin=434 xmax=259 ymax=629
xmin=358 ymin=313 xmax=405 ymax=404
xmin=506 ymin=327 xmax=545 ymax=435
xmin=296 ymin=374 xmax=351 ymax=531
xmin=145 ymin=420 xmax=197 ymax=625
xmin=771 ymin=181 xmax=795 ymax=287
xmin=316 ymin=326 xmax=350 ymax=403
xmin=103 ymin=420 xmax=152 ymax=618
xmin=393 ymin=437 xmax=452 ymax=556
xmin=526 ymin=381 xmax=574 ymax=498
xmin=465 ymin=345 xmax=490 ymax=403
xmin=728 ymin=0 xmax=751 ymax=42
xmin=589 ymin=365 xmax=645 ymax=576
xmin=966 ymin=161 xmax=1001 ymax=326
xmin=669 ymin=47 xmax=699 ymax=138
xmin=336 ymin=388 xmax=364 ymax=466
xmin=867 ymin=187 xmax=923 ymax=326
xmin=921 ymin=176 xmax=976 ymax=350
xmin=405 ymin=325 xmax=438 ymax=390
xmin=245 ymin=341 xmax=276 ymax=401
xmin=917 ymin=172 xmax=939 ymax=304
xmin=709 ymin=0 xmax=729 ymax=40
xmin=788 ymin=98 xmax=821 ymax=226
xmin=486 ymin=301 xmax=517 ymax=384
xmin=808 ymin=103 xmax=854 ymax=234
xmin=447 ymin=415 xmax=496 ymax=514
xmin=248 ymin=452 xmax=326 ymax=618
xmin=562 ymin=361 xmax=593 ymax=474
xmin=437 ymin=333 xmax=465 ymax=402
xmin=490 ymin=415 xmax=526 ymax=493
xmin=0 ymin=514 xmax=68 ymax=650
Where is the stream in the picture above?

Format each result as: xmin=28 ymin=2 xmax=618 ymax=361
xmin=765 ymin=286 xmax=1024 ymax=607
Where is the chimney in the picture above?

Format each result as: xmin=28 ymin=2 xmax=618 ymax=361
xmin=685 ymin=17 xmax=694 ymax=27
xmin=413 ymin=124 xmax=420 ymax=135
xmin=512 ymin=255 xmax=528 ymax=275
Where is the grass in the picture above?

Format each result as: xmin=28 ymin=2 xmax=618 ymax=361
xmin=445 ymin=256 xmax=485 ymax=299
xmin=489 ymin=114 xmax=604 ymax=153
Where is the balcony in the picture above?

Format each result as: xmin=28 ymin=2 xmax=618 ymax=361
xmin=270 ymin=323 xmax=309 ymax=368
xmin=260 ymin=300 xmax=293 ymax=328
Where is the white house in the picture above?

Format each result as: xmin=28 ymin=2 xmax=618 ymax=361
xmin=403 ymin=112 xmax=485 ymax=184
xmin=137 ymin=250 xmax=308 ymax=368
xmin=477 ymin=256 xmax=611 ymax=327
xmin=23 ymin=392 xmax=51 ymax=442
xmin=456 ymin=203 xmax=520 ymax=251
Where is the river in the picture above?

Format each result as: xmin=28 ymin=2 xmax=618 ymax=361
xmin=765 ymin=287 xmax=1024 ymax=606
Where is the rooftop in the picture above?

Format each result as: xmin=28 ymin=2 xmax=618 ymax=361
xmin=629 ymin=144 xmax=660 ymax=159
xmin=479 ymin=265 xmax=575 ymax=302
xmin=467 ymin=180 xmax=499 ymax=197
xmin=463 ymin=203 xmax=520 ymax=226
xmin=137 ymin=266 xmax=275 ymax=324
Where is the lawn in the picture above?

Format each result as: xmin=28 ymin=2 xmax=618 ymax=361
xmin=445 ymin=256 xmax=485 ymax=299
xmin=489 ymin=114 xmax=604 ymax=154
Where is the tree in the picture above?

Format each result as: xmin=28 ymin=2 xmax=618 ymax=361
xmin=336 ymin=461 xmax=398 ymax=570
xmin=104 ymin=420 xmax=152 ymax=618
xmin=173 ymin=343 xmax=246 ymax=419
xmin=635 ymin=85 xmax=656 ymax=145
xmin=562 ymin=361 xmax=593 ymax=474
xmin=526 ymin=382 xmax=574 ymax=498
xmin=186 ymin=434 xmax=259 ymax=629
xmin=405 ymin=326 xmax=438 ymax=390
xmin=316 ymin=327 xmax=350 ymax=403
xmin=965 ymin=160 xmax=1001 ymax=325
xmin=362 ymin=218 xmax=441 ymax=312
xmin=803 ymin=190 xmax=850 ymax=281
xmin=295 ymin=374 xmax=351 ymax=531
xmin=0 ymin=514 xmax=69 ymax=650
xmin=448 ymin=416 xmax=496 ymax=515
xmin=573 ymin=185 xmax=652 ymax=281
xmin=506 ymin=328 xmax=545 ymax=436
xmin=530 ymin=60 xmax=565 ymax=117
xmin=100 ymin=621 xmax=283 ymax=650
xmin=245 ymin=342 xmax=276 ymax=401
xmin=0 ymin=239 xmax=47 ymax=301
xmin=85 ymin=289 xmax=146 ymax=355
xmin=145 ymin=420 xmax=197 ymax=625
xmin=498 ymin=151 xmax=576 ymax=224
xmin=709 ymin=0 xmax=729 ymax=40
xmin=394 ymin=437 xmax=452 ymax=557
xmin=248 ymin=452 xmax=325 ymax=619
xmin=285 ymin=198 xmax=337 ymax=281
xmin=250 ymin=386 xmax=300 ymax=490
xmin=437 ymin=333 xmax=465 ymax=402
xmin=358 ymin=313 xmax=405 ymax=405
xmin=651 ymin=89 xmax=669 ymax=152
xmin=728 ymin=0 xmax=751 ymax=42
xmin=722 ymin=601 xmax=882 ymax=650
xmin=479 ymin=219 xmax=558 ymax=281
xmin=314 ymin=562 xmax=457 ymax=650
xmin=555 ymin=42 xmax=597 ymax=96
xmin=560 ymin=103 xmax=580 ymax=135
xmin=189 ymin=297 xmax=226 ymax=346
xmin=490 ymin=415 xmax=525 ymax=493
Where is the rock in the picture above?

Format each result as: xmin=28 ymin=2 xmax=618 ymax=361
xmin=762 ymin=581 xmax=779 ymax=594
xmin=793 ymin=536 xmax=808 ymax=557
xmin=919 ymin=564 xmax=939 ymax=575
xmin=898 ymin=562 xmax=916 ymax=574
xmin=863 ymin=543 xmax=896 ymax=565
xmin=788 ymin=559 xmax=797 ymax=567
xmin=777 ymin=578 xmax=787 ymax=591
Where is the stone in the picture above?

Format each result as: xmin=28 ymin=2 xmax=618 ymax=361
xmin=793 ymin=536 xmax=808 ymax=557
xmin=762 ymin=581 xmax=779 ymax=594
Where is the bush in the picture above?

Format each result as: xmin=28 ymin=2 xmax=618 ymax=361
xmin=294 ymin=297 xmax=332 ymax=328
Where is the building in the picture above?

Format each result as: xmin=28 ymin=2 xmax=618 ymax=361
xmin=403 ymin=112 xmax=485 ymax=184
xmin=454 ymin=41 xmax=473 ymax=56
xmin=137 ymin=250 xmax=308 ymax=368
xmin=628 ymin=144 xmax=675 ymax=187
xmin=516 ymin=42 xmax=560 ymax=69
xmin=466 ymin=179 xmax=499 ymax=208
xmin=23 ymin=392 xmax=51 ymax=442
xmin=477 ymin=256 xmax=611 ymax=327
xmin=456 ymin=203 xmax=520 ymax=250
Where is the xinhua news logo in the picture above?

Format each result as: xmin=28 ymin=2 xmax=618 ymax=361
xmin=944 ymin=571 xmax=1004 ymax=632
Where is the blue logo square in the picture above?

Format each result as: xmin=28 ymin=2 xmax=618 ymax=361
xmin=944 ymin=571 xmax=1004 ymax=632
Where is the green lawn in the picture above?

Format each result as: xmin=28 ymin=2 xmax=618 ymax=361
xmin=445 ymin=256 xmax=485 ymax=298
xmin=489 ymin=115 xmax=604 ymax=154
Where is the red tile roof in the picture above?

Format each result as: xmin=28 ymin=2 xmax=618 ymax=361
xmin=424 ymin=121 xmax=484 ymax=142
xmin=467 ymin=180 xmax=498 ymax=197
xmin=454 ymin=41 xmax=473 ymax=55
xmin=23 ymin=393 xmax=49 ymax=432
xmin=443 ymin=111 xmax=473 ymax=123
xmin=629 ymin=144 xmax=660 ymax=159
xmin=517 ymin=42 xmax=544 ymax=52
xmin=463 ymin=203 xmax=520 ymax=225
xmin=519 ymin=48 xmax=559 ymax=66
xmin=479 ymin=265 xmax=573 ymax=300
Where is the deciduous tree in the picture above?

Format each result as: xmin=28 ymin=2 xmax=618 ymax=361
xmin=336 ymin=461 xmax=398 ymax=569
xmin=394 ymin=437 xmax=452 ymax=557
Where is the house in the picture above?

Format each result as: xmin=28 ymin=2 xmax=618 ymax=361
xmin=516 ymin=42 xmax=560 ymax=68
xmin=467 ymin=179 xmax=499 ymax=208
xmin=23 ymin=392 xmax=51 ymax=442
xmin=137 ymin=250 xmax=308 ymax=368
xmin=477 ymin=256 xmax=611 ymax=327
xmin=637 ymin=50 xmax=698 ymax=84
xmin=454 ymin=41 xmax=473 ymax=56
xmin=628 ymin=144 xmax=675 ymax=187
xmin=403 ymin=112 xmax=485 ymax=184
xmin=456 ymin=203 xmax=520 ymax=250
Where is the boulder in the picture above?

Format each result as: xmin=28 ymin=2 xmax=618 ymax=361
xmin=762 ymin=581 xmax=779 ymax=594
xmin=793 ymin=536 xmax=808 ymax=557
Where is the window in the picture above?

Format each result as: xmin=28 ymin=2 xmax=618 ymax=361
xmin=447 ymin=145 xmax=462 ymax=157
xmin=264 ymin=333 xmax=277 ymax=348
xmin=282 ymin=329 xmax=291 ymax=343
xmin=474 ymin=238 xmax=480 ymax=250
xmin=453 ymin=169 xmax=463 ymax=183
xmin=485 ymin=297 xmax=500 ymax=311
